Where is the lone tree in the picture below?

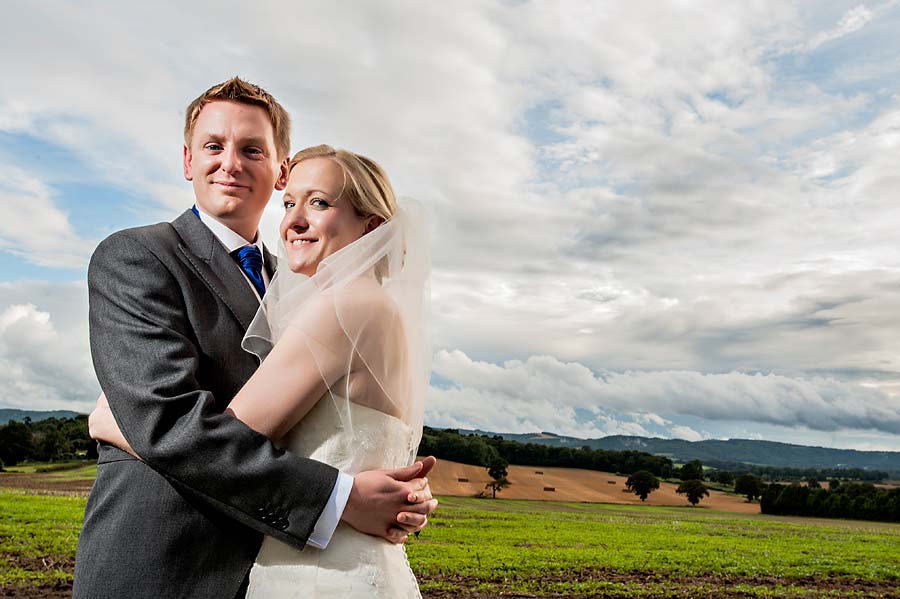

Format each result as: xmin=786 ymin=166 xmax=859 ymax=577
xmin=734 ymin=474 xmax=763 ymax=502
xmin=712 ymin=470 xmax=734 ymax=486
xmin=676 ymin=480 xmax=709 ymax=506
xmin=485 ymin=456 xmax=511 ymax=499
xmin=625 ymin=470 xmax=660 ymax=501
xmin=679 ymin=460 xmax=704 ymax=481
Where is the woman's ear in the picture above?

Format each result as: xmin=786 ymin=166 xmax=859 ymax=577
xmin=364 ymin=215 xmax=385 ymax=233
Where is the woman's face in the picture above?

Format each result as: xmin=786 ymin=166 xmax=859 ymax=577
xmin=280 ymin=158 xmax=374 ymax=276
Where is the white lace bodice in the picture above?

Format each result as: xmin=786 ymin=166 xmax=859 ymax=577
xmin=246 ymin=398 xmax=421 ymax=599
xmin=280 ymin=398 xmax=416 ymax=474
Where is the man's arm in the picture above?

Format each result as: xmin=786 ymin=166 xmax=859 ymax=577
xmin=88 ymin=230 xmax=339 ymax=548
xmin=89 ymin=229 xmax=435 ymax=547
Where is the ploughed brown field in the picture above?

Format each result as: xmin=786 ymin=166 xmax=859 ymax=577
xmin=423 ymin=459 xmax=759 ymax=513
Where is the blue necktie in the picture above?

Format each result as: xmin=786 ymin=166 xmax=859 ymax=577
xmin=233 ymin=246 xmax=266 ymax=298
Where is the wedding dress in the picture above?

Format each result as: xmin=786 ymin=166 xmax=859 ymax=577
xmin=245 ymin=399 xmax=422 ymax=598
xmin=242 ymin=203 xmax=430 ymax=599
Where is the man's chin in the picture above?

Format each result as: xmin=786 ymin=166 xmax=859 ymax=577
xmin=199 ymin=197 xmax=254 ymax=216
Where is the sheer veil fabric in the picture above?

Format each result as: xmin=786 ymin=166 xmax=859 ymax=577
xmin=242 ymin=200 xmax=431 ymax=464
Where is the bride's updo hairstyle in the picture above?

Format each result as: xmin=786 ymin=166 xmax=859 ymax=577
xmin=288 ymin=144 xmax=397 ymax=223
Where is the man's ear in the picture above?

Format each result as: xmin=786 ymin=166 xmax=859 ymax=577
xmin=365 ymin=215 xmax=385 ymax=234
xmin=275 ymin=158 xmax=289 ymax=191
xmin=183 ymin=145 xmax=193 ymax=181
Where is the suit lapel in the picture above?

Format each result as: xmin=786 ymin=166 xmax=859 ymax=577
xmin=263 ymin=244 xmax=277 ymax=280
xmin=171 ymin=210 xmax=260 ymax=331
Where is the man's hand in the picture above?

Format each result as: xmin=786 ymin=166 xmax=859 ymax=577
xmin=341 ymin=456 xmax=439 ymax=544
xmin=89 ymin=392 xmax=138 ymax=458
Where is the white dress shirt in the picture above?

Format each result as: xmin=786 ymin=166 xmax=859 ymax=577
xmin=193 ymin=206 xmax=353 ymax=549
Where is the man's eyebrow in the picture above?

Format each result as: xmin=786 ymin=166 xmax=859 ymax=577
xmin=242 ymin=136 xmax=269 ymax=147
xmin=198 ymin=133 xmax=269 ymax=147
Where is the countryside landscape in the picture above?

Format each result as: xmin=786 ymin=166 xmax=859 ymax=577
xmin=2 ymin=411 xmax=899 ymax=598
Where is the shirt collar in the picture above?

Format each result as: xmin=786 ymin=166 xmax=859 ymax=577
xmin=193 ymin=205 xmax=264 ymax=254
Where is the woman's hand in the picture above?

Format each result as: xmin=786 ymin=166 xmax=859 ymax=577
xmin=89 ymin=392 xmax=138 ymax=458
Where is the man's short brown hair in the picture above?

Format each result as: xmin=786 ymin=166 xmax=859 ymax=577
xmin=184 ymin=77 xmax=291 ymax=160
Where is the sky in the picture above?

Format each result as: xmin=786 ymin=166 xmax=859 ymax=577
xmin=3 ymin=1 xmax=900 ymax=451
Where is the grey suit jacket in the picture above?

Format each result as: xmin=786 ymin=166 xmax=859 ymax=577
xmin=73 ymin=210 xmax=339 ymax=599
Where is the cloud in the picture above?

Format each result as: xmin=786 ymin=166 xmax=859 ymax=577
xmin=802 ymin=3 xmax=878 ymax=52
xmin=669 ymin=425 xmax=705 ymax=442
xmin=0 ymin=166 xmax=96 ymax=269
xmin=429 ymin=349 xmax=900 ymax=436
xmin=3 ymin=2 xmax=900 ymax=452
xmin=0 ymin=282 xmax=97 ymax=411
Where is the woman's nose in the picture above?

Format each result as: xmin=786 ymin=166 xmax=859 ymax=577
xmin=283 ymin=208 xmax=309 ymax=231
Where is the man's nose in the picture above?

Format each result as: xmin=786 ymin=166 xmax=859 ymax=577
xmin=220 ymin=147 xmax=242 ymax=174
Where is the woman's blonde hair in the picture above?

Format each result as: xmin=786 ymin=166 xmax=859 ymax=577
xmin=288 ymin=145 xmax=397 ymax=221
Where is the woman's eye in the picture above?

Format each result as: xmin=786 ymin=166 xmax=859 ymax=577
xmin=283 ymin=200 xmax=295 ymax=210
xmin=310 ymin=198 xmax=329 ymax=208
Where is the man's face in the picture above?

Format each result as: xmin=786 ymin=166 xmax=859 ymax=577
xmin=183 ymin=100 xmax=287 ymax=235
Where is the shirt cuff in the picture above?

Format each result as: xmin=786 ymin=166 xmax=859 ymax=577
xmin=306 ymin=471 xmax=353 ymax=549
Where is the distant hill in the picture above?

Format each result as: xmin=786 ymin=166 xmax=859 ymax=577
xmin=462 ymin=430 xmax=900 ymax=474
xmin=0 ymin=408 xmax=82 ymax=424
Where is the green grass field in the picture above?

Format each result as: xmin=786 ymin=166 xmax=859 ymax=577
xmin=407 ymin=497 xmax=900 ymax=597
xmin=0 ymin=489 xmax=83 ymax=588
xmin=2 ymin=486 xmax=899 ymax=597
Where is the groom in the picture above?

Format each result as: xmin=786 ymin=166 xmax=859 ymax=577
xmin=73 ymin=78 xmax=436 ymax=599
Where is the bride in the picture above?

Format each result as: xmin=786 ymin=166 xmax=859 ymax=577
xmin=91 ymin=144 xmax=431 ymax=598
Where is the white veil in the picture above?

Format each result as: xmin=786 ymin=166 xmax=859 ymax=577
xmin=242 ymin=200 xmax=431 ymax=462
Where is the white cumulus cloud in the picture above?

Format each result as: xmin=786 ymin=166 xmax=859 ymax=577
xmin=430 ymin=349 xmax=900 ymax=437
xmin=0 ymin=283 xmax=97 ymax=411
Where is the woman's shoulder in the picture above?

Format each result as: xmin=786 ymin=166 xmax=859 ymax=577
xmin=340 ymin=277 xmax=398 ymax=311
xmin=330 ymin=277 xmax=401 ymax=335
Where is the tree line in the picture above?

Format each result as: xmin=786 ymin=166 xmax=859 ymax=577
xmin=0 ymin=416 xmax=97 ymax=468
xmin=704 ymin=460 xmax=888 ymax=483
xmin=418 ymin=427 xmax=675 ymax=478
xmin=760 ymin=481 xmax=900 ymax=522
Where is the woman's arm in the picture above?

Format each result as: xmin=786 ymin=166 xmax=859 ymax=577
xmin=228 ymin=294 xmax=351 ymax=441
xmin=226 ymin=310 xmax=350 ymax=440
